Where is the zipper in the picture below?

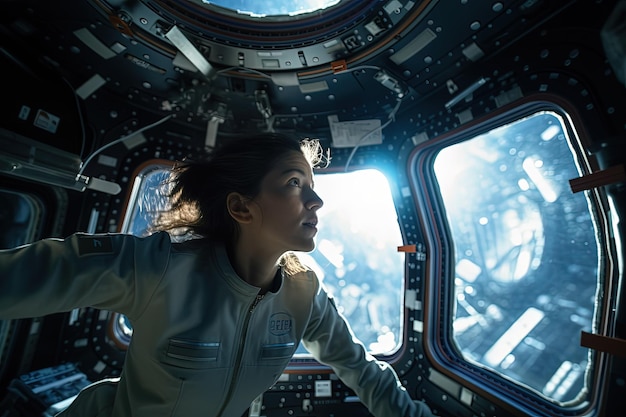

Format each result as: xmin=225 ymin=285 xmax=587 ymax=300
xmin=216 ymin=293 xmax=265 ymax=416
xmin=249 ymin=294 xmax=264 ymax=312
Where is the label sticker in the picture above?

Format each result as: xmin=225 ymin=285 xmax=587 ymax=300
xmin=33 ymin=109 xmax=60 ymax=134
xmin=18 ymin=105 xmax=31 ymax=120
xmin=329 ymin=118 xmax=382 ymax=148
xmin=315 ymin=380 xmax=332 ymax=397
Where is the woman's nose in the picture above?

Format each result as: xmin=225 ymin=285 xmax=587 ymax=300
xmin=306 ymin=189 xmax=323 ymax=210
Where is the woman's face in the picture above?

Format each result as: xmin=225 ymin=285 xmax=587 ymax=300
xmin=248 ymin=150 xmax=324 ymax=254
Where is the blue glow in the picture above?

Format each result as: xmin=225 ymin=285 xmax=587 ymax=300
xmin=204 ymin=0 xmax=340 ymax=17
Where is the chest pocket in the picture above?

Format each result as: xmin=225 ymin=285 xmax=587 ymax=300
xmin=259 ymin=341 xmax=296 ymax=360
xmin=163 ymin=338 xmax=220 ymax=369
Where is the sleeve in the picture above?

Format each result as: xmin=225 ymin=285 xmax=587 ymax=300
xmin=302 ymin=282 xmax=435 ymax=417
xmin=0 ymin=232 xmax=171 ymax=320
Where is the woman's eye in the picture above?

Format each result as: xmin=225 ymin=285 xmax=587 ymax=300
xmin=288 ymin=178 xmax=300 ymax=187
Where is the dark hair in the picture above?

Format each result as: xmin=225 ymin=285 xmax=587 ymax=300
xmin=151 ymin=132 xmax=327 ymax=243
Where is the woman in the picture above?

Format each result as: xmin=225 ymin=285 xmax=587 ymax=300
xmin=0 ymin=133 xmax=435 ymax=416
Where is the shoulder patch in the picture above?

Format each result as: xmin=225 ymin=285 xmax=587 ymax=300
xmin=77 ymin=236 xmax=114 ymax=256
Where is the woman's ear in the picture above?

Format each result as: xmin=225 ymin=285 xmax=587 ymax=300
xmin=226 ymin=192 xmax=253 ymax=224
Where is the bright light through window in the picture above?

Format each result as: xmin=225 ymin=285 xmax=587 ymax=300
xmin=433 ymin=111 xmax=599 ymax=405
xmin=204 ymin=0 xmax=341 ymax=17
xmin=296 ymin=169 xmax=404 ymax=355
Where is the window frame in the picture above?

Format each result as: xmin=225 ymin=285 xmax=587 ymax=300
xmin=408 ymin=97 xmax=617 ymax=416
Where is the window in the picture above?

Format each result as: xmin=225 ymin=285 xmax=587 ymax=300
xmin=202 ymin=0 xmax=341 ymax=18
xmin=417 ymin=108 xmax=604 ymax=411
xmin=121 ymin=165 xmax=172 ymax=236
xmin=295 ymin=169 xmax=404 ymax=356
xmin=0 ymin=190 xmax=42 ymax=249
xmin=118 ymin=165 xmax=405 ymax=357
xmin=0 ymin=189 xmax=44 ymax=371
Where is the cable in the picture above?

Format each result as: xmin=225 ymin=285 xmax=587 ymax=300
xmin=78 ymin=114 xmax=173 ymax=176
xmin=343 ymin=95 xmax=404 ymax=172
xmin=61 ymin=76 xmax=87 ymax=160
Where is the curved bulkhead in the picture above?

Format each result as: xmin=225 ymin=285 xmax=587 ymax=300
xmin=0 ymin=0 xmax=624 ymax=416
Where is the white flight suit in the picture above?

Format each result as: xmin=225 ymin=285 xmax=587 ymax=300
xmin=0 ymin=232 xmax=434 ymax=417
